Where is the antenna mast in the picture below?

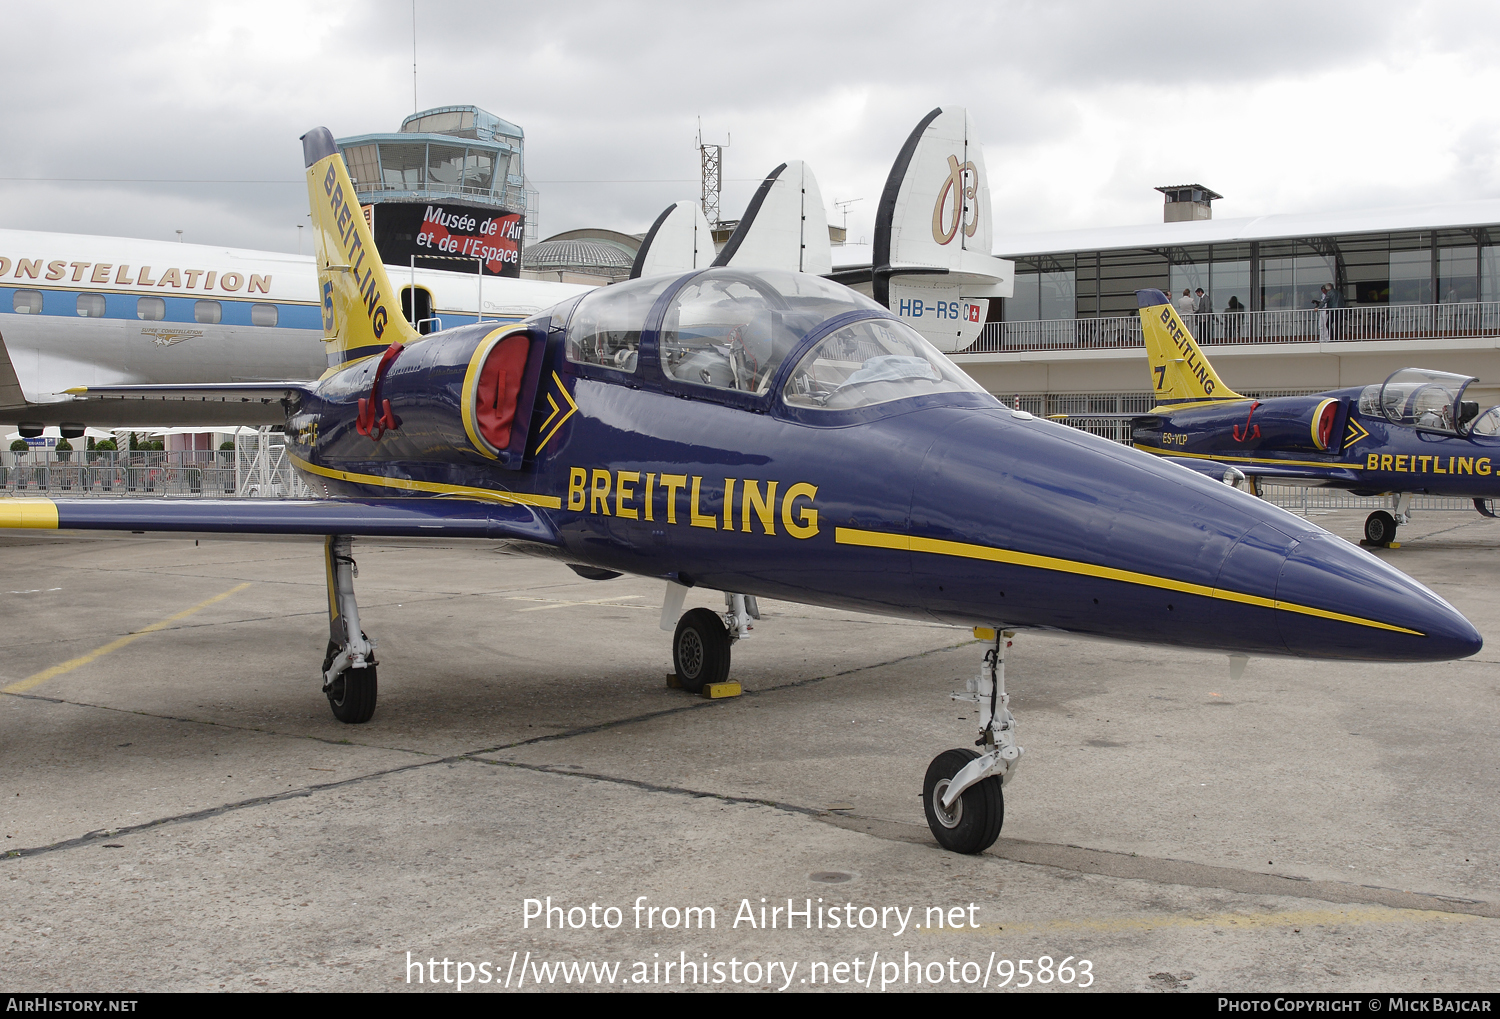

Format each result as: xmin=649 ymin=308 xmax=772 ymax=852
xmin=696 ymin=119 xmax=729 ymax=227
xmin=834 ymin=197 xmax=863 ymax=232
xmin=411 ymin=0 xmax=418 ymax=115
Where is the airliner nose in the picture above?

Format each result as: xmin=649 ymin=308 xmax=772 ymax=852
xmin=1272 ymin=530 xmax=1482 ymax=662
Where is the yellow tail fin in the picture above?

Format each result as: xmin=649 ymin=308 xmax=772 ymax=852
xmin=1136 ymin=289 xmax=1244 ymax=408
xmin=301 ymin=128 xmax=420 ymax=368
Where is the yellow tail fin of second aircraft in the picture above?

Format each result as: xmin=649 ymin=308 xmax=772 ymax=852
xmin=1136 ymin=289 xmax=1244 ymax=408
xmin=301 ymin=127 xmax=420 ymax=368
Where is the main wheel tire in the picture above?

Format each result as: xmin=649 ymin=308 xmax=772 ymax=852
xmin=923 ymin=748 xmax=1004 ymax=854
xmin=673 ymin=607 xmax=731 ymax=693
xmin=323 ymin=636 xmax=377 ymax=724
xmin=1365 ymin=510 xmax=1398 ymax=545
xmin=327 ymin=665 xmax=377 ymax=723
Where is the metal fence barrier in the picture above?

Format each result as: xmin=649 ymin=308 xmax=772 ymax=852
xmin=1 ymin=444 xmax=310 ymax=499
xmin=963 ymin=300 xmax=1500 ymax=354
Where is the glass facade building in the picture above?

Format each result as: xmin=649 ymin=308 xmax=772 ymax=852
xmin=997 ymin=211 xmax=1500 ymax=323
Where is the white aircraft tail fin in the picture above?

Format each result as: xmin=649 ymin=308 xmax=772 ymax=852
xmin=872 ymin=107 xmax=1013 ymax=352
xmin=714 ymin=160 xmax=832 ymax=274
xmin=629 ymin=201 xmax=717 ymax=279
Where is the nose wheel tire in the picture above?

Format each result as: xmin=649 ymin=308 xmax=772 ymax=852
xmin=673 ymin=608 xmax=731 ymax=693
xmin=923 ymin=748 xmax=1004 ymax=854
xmin=323 ymin=638 xmax=378 ymax=724
xmin=1364 ymin=510 xmax=1398 ymax=546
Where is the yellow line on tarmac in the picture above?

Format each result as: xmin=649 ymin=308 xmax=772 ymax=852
xmin=926 ymin=905 xmax=1484 ymax=937
xmin=2 ymin=582 xmax=252 ymax=695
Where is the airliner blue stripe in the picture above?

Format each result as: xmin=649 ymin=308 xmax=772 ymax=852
xmin=0 ymin=285 xmax=505 ymax=332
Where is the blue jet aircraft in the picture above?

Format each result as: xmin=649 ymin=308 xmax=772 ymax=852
xmin=1125 ymin=289 xmax=1500 ymax=547
xmin=0 ymin=132 xmax=1482 ymax=856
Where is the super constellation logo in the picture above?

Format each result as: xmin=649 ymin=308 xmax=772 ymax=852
xmin=931 ymin=154 xmax=979 ymax=246
xmin=322 ymin=161 xmax=389 ymax=341
xmin=568 ymin=468 xmax=820 ymax=539
xmin=0 ymin=256 xmax=269 ymax=293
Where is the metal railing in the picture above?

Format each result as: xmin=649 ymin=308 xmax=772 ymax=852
xmin=1 ymin=443 xmax=311 ymax=499
xmin=352 ymin=181 xmax=530 ymax=213
xmin=962 ymin=300 xmax=1500 ymax=354
xmin=1259 ymin=486 xmax=1473 ymax=513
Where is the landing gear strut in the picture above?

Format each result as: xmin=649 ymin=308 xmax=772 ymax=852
xmin=662 ymin=583 xmax=758 ymax=693
xmin=322 ymin=534 xmax=378 ymax=723
xmin=924 ymin=628 xmax=1021 ymax=854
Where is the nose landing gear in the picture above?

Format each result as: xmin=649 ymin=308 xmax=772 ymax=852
xmin=924 ymin=628 xmax=1021 ymax=854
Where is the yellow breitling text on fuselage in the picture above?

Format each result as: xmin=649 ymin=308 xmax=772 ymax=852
xmin=567 ymin=468 xmax=820 ymax=539
xmin=1365 ymin=453 xmax=1491 ymax=476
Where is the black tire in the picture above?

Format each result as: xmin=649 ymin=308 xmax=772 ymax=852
xmin=673 ymin=608 xmax=731 ymax=693
xmin=1365 ymin=510 xmax=1398 ymax=545
xmin=323 ymin=636 xmax=377 ymax=724
xmin=923 ymin=748 xmax=1004 ymax=854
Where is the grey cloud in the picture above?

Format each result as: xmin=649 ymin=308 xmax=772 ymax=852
xmin=0 ymin=1 xmax=1496 ymax=251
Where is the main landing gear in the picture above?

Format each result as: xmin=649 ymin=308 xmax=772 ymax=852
xmin=1364 ymin=492 xmax=1413 ymax=547
xmin=661 ymin=583 xmax=758 ymax=693
xmin=322 ymin=534 xmax=378 ymax=723
xmin=924 ymin=628 xmax=1022 ymax=854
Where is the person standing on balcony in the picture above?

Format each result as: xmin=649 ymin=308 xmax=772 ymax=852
xmin=1326 ymin=282 xmax=1345 ymax=341
xmin=1176 ymin=288 xmax=1196 ymax=325
xmin=1225 ymin=295 xmax=1246 ymax=339
xmin=1315 ymin=284 xmax=1333 ymax=341
xmin=1194 ymin=287 xmax=1212 ymax=340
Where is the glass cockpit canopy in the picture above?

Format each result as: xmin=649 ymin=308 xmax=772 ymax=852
xmin=659 ymin=269 xmax=882 ymax=394
xmin=564 ymin=267 xmax=992 ymax=413
xmin=1358 ymin=368 xmax=1481 ymax=435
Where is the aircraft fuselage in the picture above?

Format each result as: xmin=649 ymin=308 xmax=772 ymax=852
xmin=283 ymin=296 xmax=1480 ymax=665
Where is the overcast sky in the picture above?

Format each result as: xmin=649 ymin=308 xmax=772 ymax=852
xmin=2 ymin=0 xmax=1498 ymax=254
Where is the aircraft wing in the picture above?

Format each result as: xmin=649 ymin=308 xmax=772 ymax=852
xmin=57 ymin=381 xmax=322 ymax=426
xmin=0 ymin=496 xmax=557 ymax=543
xmin=65 ymin=381 xmax=318 ymax=405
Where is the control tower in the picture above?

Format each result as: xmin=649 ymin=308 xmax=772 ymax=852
xmin=335 ymin=106 xmax=534 ymax=279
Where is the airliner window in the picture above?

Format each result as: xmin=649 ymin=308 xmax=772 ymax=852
xmin=136 ymin=297 xmax=165 ymax=321
xmin=76 ymin=293 xmax=106 ymax=318
xmin=661 ymin=269 xmax=880 ymax=394
xmin=783 ymin=317 xmax=992 ymax=411
xmin=565 ymin=274 xmax=676 ymax=374
xmin=251 ymin=303 xmax=279 ymax=327
xmin=12 ymin=290 xmax=42 ymax=314
xmin=195 ymin=300 xmax=222 ymax=325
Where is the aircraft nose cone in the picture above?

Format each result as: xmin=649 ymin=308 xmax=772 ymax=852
xmin=1273 ymin=531 xmax=1482 ymax=662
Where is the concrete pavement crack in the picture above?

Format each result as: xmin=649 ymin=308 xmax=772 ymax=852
xmin=1 ymin=638 xmax=975 ymax=862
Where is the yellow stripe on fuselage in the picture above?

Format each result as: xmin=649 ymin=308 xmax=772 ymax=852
xmin=289 ymin=453 xmax=562 ymax=510
xmin=0 ymin=498 xmax=59 ymax=529
xmin=833 ymin=526 xmax=1422 ymax=636
xmin=1134 ymin=444 xmax=1341 ymax=470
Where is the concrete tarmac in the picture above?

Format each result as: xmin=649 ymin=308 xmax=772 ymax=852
xmin=1 ymin=508 xmax=1498 ymax=993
